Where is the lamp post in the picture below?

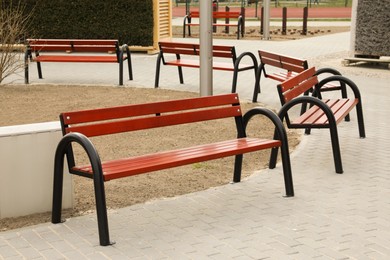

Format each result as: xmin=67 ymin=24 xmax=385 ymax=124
xmin=199 ymin=0 xmax=213 ymax=96
xmin=262 ymin=0 xmax=270 ymax=40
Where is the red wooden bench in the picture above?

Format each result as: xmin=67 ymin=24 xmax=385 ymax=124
xmin=24 ymin=39 xmax=133 ymax=85
xmin=155 ymin=41 xmax=258 ymax=94
xmin=270 ymin=67 xmax=365 ymax=174
xmin=253 ymin=50 xmax=347 ymax=104
xmin=183 ymin=11 xmax=244 ymax=39
xmin=52 ymin=93 xmax=294 ymax=246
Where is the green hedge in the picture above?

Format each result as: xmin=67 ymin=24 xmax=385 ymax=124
xmin=7 ymin=0 xmax=154 ymax=46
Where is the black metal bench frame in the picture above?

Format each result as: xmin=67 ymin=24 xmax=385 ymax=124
xmin=52 ymin=93 xmax=294 ymax=246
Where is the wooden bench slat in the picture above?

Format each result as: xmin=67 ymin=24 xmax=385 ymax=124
xmin=27 ymin=39 xmax=118 ymax=45
xmin=326 ymin=98 xmax=359 ymax=124
xmin=63 ymin=93 xmax=240 ymax=125
xmin=29 ymin=45 xmax=116 ymax=52
xmin=67 ymin=106 xmax=242 ymax=137
xmin=259 ymin=56 xmax=281 ymax=68
xmin=291 ymin=98 xmax=359 ymax=126
xmin=187 ymin=11 xmax=241 ymax=19
xmin=164 ymin=59 xmax=254 ymax=72
xmin=72 ymin=138 xmax=281 ymax=181
xmin=267 ymin=71 xmax=298 ymax=82
xmin=34 ymin=56 xmax=119 ymax=63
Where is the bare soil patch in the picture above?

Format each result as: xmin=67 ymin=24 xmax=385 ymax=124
xmin=0 ymin=84 xmax=300 ymax=231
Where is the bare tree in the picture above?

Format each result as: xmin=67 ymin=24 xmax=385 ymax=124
xmin=0 ymin=1 xmax=32 ymax=84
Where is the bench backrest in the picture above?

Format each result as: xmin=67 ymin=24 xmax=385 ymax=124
xmin=158 ymin=41 xmax=236 ymax=60
xmin=189 ymin=11 xmax=241 ymax=19
xmin=277 ymin=67 xmax=318 ymax=104
xmin=27 ymin=39 xmax=120 ymax=53
xmin=258 ymin=50 xmax=308 ymax=73
xmin=60 ymin=93 xmax=244 ymax=138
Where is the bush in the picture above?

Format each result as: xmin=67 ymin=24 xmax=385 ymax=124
xmin=0 ymin=0 xmax=32 ymax=84
xmin=17 ymin=0 xmax=154 ymax=46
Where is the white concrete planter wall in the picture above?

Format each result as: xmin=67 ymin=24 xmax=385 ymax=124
xmin=0 ymin=122 xmax=73 ymax=218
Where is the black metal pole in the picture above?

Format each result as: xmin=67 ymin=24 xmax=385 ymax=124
xmin=302 ymin=6 xmax=308 ymax=35
xmin=282 ymin=7 xmax=287 ymax=35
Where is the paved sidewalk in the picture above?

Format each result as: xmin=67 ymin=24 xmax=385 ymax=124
xmin=2 ymin=31 xmax=390 ymax=259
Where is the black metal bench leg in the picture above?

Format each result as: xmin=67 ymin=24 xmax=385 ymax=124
xmin=93 ymin=168 xmax=113 ymax=246
xmin=178 ymin=66 xmax=184 ymax=84
xmin=329 ymin=126 xmax=343 ymax=174
xmin=119 ymin=60 xmax=123 ymax=86
xmin=155 ymin=53 xmax=162 ymax=88
xmin=128 ymin=56 xmax=133 ymax=81
xmin=252 ymin=65 xmax=263 ymax=103
xmin=356 ymin=101 xmax=366 ymax=138
xmin=280 ymin=139 xmax=294 ymax=197
xmin=24 ymin=62 xmax=29 ymax=84
xmin=231 ymin=70 xmax=239 ymax=93
xmin=52 ymin=151 xmax=65 ymax=224
xmin=340 ymin=82 xmax=350 ymax=121
xmin=37 ymin=62 xmax=43 ymax=79
xmin=233 ymin=154 xmax=243 ymax=182
xmin=24 ymin=51 xmax=30 ymax=84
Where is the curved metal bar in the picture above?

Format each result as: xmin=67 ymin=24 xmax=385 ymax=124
xmin=52 ymin=132 xmax=113 ymax=246
xmin=24 ymin=47 xmax=31 ymax=84
xmin=154 ymin=51 xmax=163 ymax=88
xmin=119 ymin=47 xmax=124 ymax=86
xmin=278 ymin=96 xmax=343 ymax=174
xmin=317 ymin=76 xmax=365 ymax=136
xmin=252 ymin=63 xmax=264 ymax=102
xmin=182 ymin=14 xmax=190 ymax=38
xmin=317 ymin=75 xmax=361 ymax=100
xmin=314 ymin=67 xmax=342 ymax=77
xmin=313 ymin=68 xmax=347 ymax=118
xmin=237 ymin=15 xmax=243 ymax=39
xmin=122 ymin=44 xmax=133 ymax=81
xmin=243 ymin=107 xmax=294 ymax=197
xmin=232 ymin=51 xmax=258 ymax=94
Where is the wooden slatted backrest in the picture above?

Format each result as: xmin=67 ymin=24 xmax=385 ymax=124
xmin=258 ymin=50 xmax=283 ymax=68
xmin=158 ymin=41 xmax=199 ymax=56
xmin=277 ymin=67 xmax=318 ymax=104
xmin=189 ymin=11 xmax=241 ymax=19
xmin=258 ymin=50 xmax=308 ymax=73
xmin=213 ymin=11 xmax=241 ymax=19
xmin=158 ymin=41 xmax=235 ymax=59
xmin=27 ymin=39 xmax=119 ymax=53
xmin=60 ymin=93 xmax=243 ymax=138
xmin=188 ymin=11 xmax=200 ymax=18
xmin=279 ymin=55 xmax=308 ymax=73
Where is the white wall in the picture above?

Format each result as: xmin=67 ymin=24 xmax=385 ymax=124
xmin=0 ymin=122 xmax=73 ymax=218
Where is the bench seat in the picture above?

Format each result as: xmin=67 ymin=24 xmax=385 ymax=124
xmin=72 ymin=138 xmax=280 ymax=181
xmin=292 ymin=98 xmax=359 ymax=126
xmin=33 ymin=55 xmax=119 ymax=63
xmin=164 ymin=59 xmax=253 ymax=72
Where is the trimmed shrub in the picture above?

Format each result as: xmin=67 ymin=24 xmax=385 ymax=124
xmin=5 ymin=0 xmax=154 ymax=46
